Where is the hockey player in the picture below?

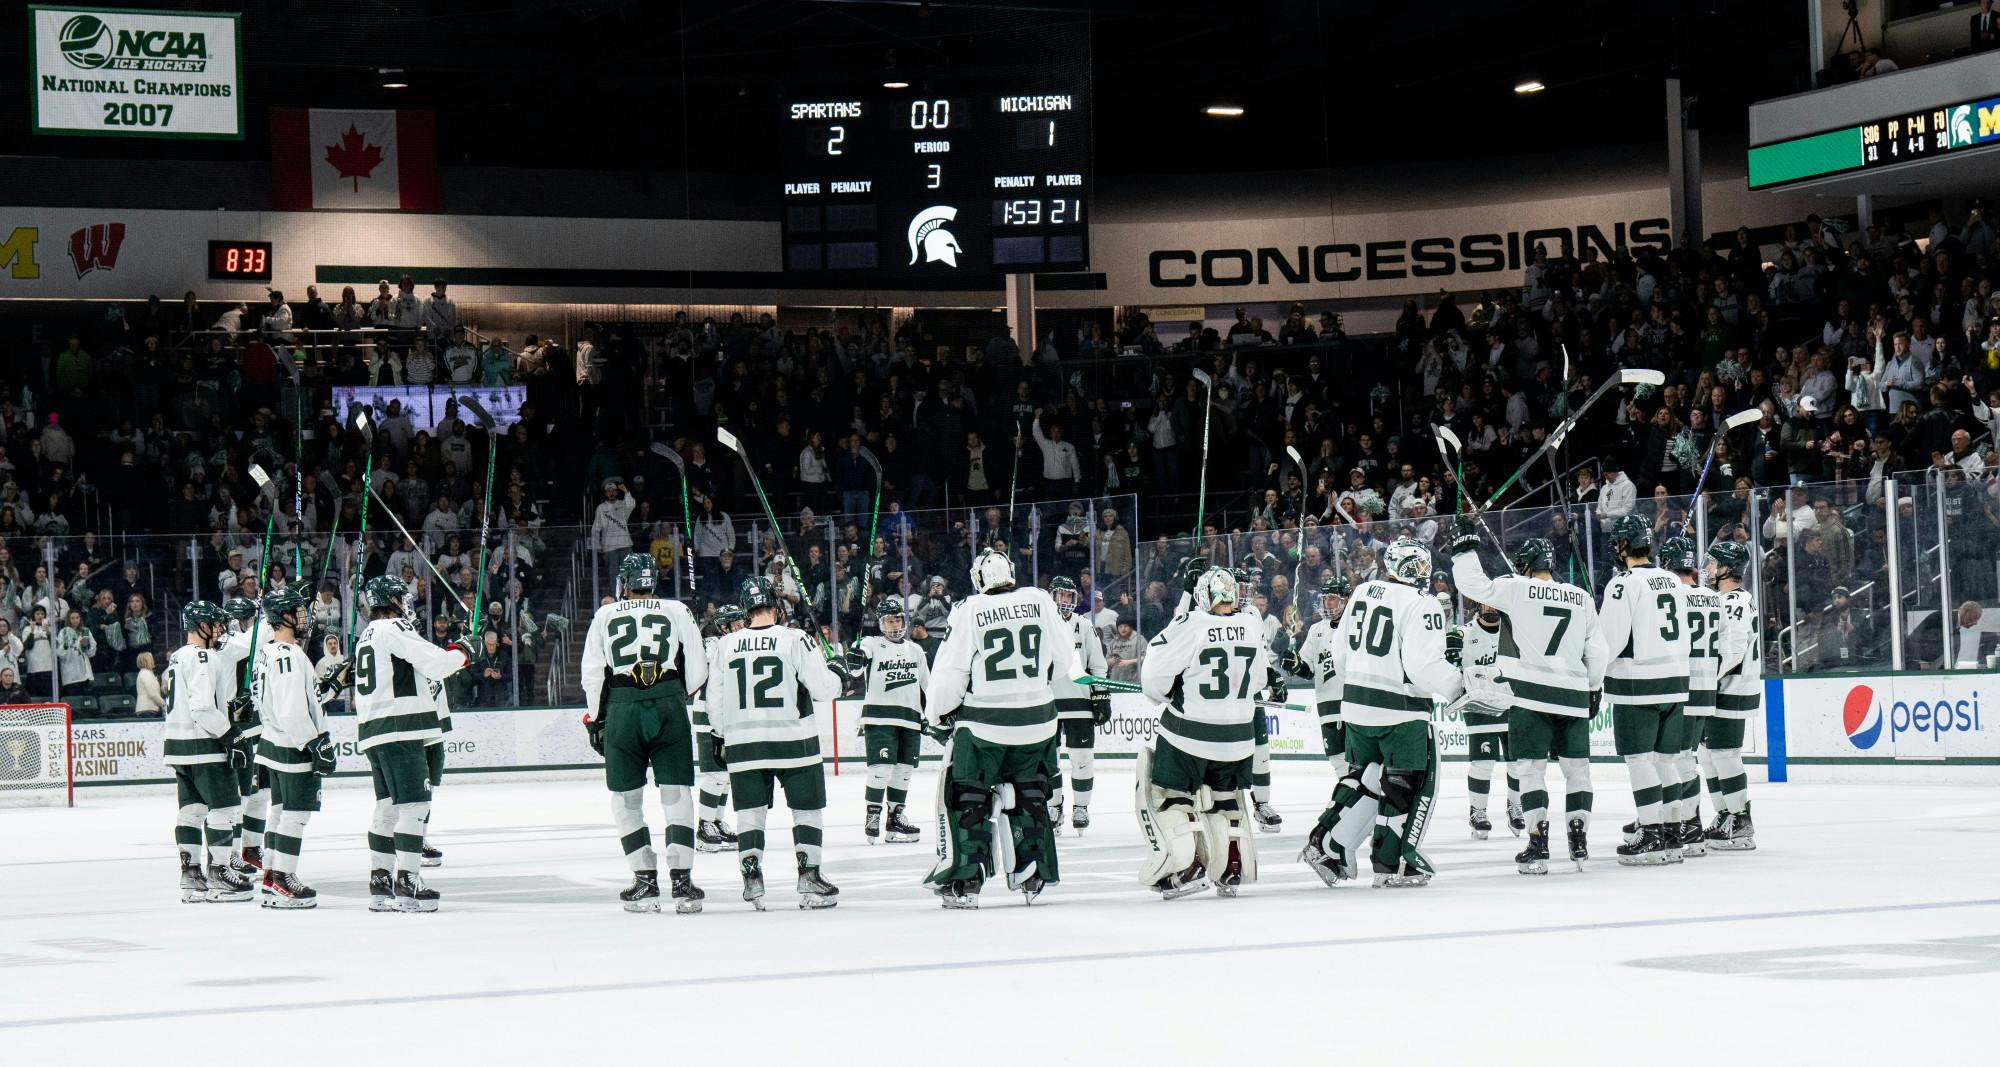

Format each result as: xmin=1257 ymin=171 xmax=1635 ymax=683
xmin=217 ymin=596 xmax=269 ymax=872
xmin=707 ymin=577 xmax=843 ymax=910
xmin=923 ymin=548 xmax=1077 ymax=909
xmin=1597 ymin=515 xmax=1692 ymax=866
xmin=693 ymin=604 xmax=744 ymax=851
xmin=1137 ymin=567 xmax=1269 ymax=898
xmin=1447 ymin=601 xmax=1521 ymax=839
xmin=1301 ymin=537 xmax=1463 ymax=888
xmin=250 ymin=589 xmax=334 ymax=908
xmin=849 ymin=599 xmax=928 ymax=843
xmin=1663 ymin=536 xmax=1722 ymax=859
xmin=1235 ymin=565 xmax=1284 ymax=832
xmin=163 ymin=601 xmax=254 ymax=903
xmin=1045 ymin=576 xmax=1108 ymax=834
xmin=580 ymin=553 xmax=708 ymax=913
xmin=1448 ymin=525 xmax=1607 ymax=875
xmin=353 ymin=575 xmax=471 ymax=912
xmin=419 ymin=633 xmax=455 ymax=868
xmin=1289 ymin=575 xmax=1350 ymax=773
xmin=1703 ymin=539 xmax=1759 ymax=851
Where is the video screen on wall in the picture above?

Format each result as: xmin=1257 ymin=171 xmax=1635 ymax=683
xmin=331 ymin=384 xmax=526 ymax=434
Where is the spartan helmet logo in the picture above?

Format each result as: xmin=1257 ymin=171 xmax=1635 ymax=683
xmin=1949 ymin=104 xmax=1974 ymax=148
xmin=907 ymin=205 xmax=962 ymax=267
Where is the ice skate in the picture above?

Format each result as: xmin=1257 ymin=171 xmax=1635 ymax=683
xmin=368 ymin=869 xmax=398 ymax=912
xmin=1567 ymin=818 xmax=1590 ymax=870
xmin=206 ymin=863 xmax=254 ymax=902
xmin=1707 ymin=808 xmax=1756 ymax=851
xmin=1621 ymin=819 xmax=1641 ymax=846
xmin=1615 ymin=826 xmax=1670 ymax=866
xmin=1372 ymin=848 xmax=1433 ymax=888
xmin=394 ymin=870 xmax=440 ymax=912
xmin=1469 ymin=806 xmax=1492 ymax=840
xmin=1300 ymin=829 xmax=1354 ymax=887
xmin=796 ymin=858 xmax=838 ymax=910
xmin=1019 ymin=873 xmax=1045 ymax=905
xmin=1050 ymin=795 xmax=1065 ymax=836
xmin=260 ymin=870 xmax=318 ymax=909
xmin=696 ymin=820 xmax=739 ymax=852
xmin=421 ymin=845 xmax=444 ymax=868
xmin=1215 ymin=842 xmax=1245 ymax=897
xmin=938 ymin=877 xmax=981 ymax=910
xmin=1506 ymin=800 xmax=1525 ymax=836
xmin=741 ymin=856 xmax=767 ymax=911
xmin=1154 ymin=860 xmax=1210 ymax=900
xmin=669 ymin=869 xmax=704 ymax=914
xmin=1253 ymin=801 xmax=1282 ymax=833
xmin=1515 ymin=822 xmax=1550 ymax=875
xmin=1678 ymin=818 xmax=1707 ymax=858
xmin=232 ymin=847 xmax=261 ymax=877
xmin=1070 ymin=804 xmax=1090 ymax=833
xmin=863 ymin=804 xmax=882 ymax=844
xmin=620 ymin=870 xmax=661 ymax=913
xmin=884 ymin=805 xmax=921 ymax=843
xmin=178 ymin=856 xmax=209 ymax=903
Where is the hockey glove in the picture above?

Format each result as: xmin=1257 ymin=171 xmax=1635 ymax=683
xmin=221 ymin=725 xmax=248 ymax=767
xmin=305 ymin=734 xmax=337 ymax=777
xmin=227 ymin=692 xmax=252 ymax=724
xmin=584 ymin=713 xmax=606 ymax=755
xmin=711 ymin=736 xmax=728 ymax=771
xmin=1444 ymin=626 xmax=1464 ymax=667
xmin=1448 ymin=515 xmax=1480 ymax=555
xmin=1265 ymin=670 xmax=1288 ymax=705
xmin=1177 ymin=555 xmax=1206 ymax=595
xmin=1091 ymin=688 xmax=1111 ymax=726
xmin=447 ymin=641 xmax=475 ymax=668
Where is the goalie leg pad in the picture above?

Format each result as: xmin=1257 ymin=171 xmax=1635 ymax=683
xmin=1137 ymin=783 xmax=1204 ymax=887
xmin=1206 ymin=793 xmax=1257 ymax=888
xmin=1371 ymin=765 xmax=1436 ymax=880
xmin=1005 ymin=777 xmax=1057 ymax=889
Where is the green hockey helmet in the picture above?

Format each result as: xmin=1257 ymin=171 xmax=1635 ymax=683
xmin=1317 ymin=574 xmax=1351 ymax=617
xmin=875 ymin=598 xmax=907 ymax=641
xmin=1048 ymin=575 xmax=1079 ymax=619
xmin=181 ymin=599 xmax=227 ymax=639
xmin=1660 ymin=535 xmax=1699 ymax=574
xmin=739 ymin=576 xmax=778 ymax=614
xmin=618 ymin=552 xmax=658 ymax=596
xmin=263 ymin=588 xmax=308 ymax=630
xmin=1513 ymin=537 xmax=1556 ymax=576
xmin=1610 ymin=514 xmax=1654 ymax=559
xmin=714 ymin=604 xmax=746 ymax=631
xmin=363 ymin=574 xmax=408 ymax=612
xmin=222 ymin=596 xmax=257 ymax=623
xmin=1706 ymin=537 xmax=1749 ymax=581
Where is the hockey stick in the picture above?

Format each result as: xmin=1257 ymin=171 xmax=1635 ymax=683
xmin=1477 ymin=367 xmax=1665 ymax=514
xmin=1007 ymin=415 xmax=1024 ymax=523
xmin=363 ymin=481 xmax=462 ymax=604
xmin=278 ymin=352 xmax=305 ymax=585
xmin=1681 ymin=408 xmax=1764 ymax=537
xmin=343 ymin=410 xmax=375 ymax=651
xmin=1076 ymin=673 xmax=1303 ymax=713
xmin=858 ymin=444 xmax=884 ymax=607
xmin=1432 ymin=424 xmax=1507 ymax=557
xmin=461 ymin=396 xmax=500 ymax=637
xmin=1284 ymin=444 xmax=1310 ymax=631
xmin=650 ymin=441 xmax=696 ymax=592
xmin=715 ymin=426 xmax=836 ymax=661
xmin=1191 ymin=366 xmax=1215 ymax=539
xmin=237 ymin=463 xmax=283 ymax=690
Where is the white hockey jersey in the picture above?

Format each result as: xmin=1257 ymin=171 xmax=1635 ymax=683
xmin=252 ymin=640 xmax=327 ymax=774
xmin=1680 ymin=586 xmax=1724 ymax=717
xmin=162 ymin=644 xmax=229 ymax=766
xmin=1714 ymin=588 xmax=1762 ymax=720
xmin=1454 ymin=620 xmax=1510 ymax=722
xmin=708 ymin=623 xmax=841 ymax=770
xmin=1599 ymin=565 xmax=1691 ymax=707
xmin=578 ymin=595 xmax=708 ymax=729
xmin=853 ymin=634 xmax=929 ymax=729
xmin=1451 ymin=555 xmax=1608 ymax=719
xmin=1049 ymin=611 xmax=1108 ymax=721
xmin=925 ymin=586 xmax=1077 ymax=746
xmin=1334 ymin=579 xmax=1462 ymax=727
xmin=1141 ymin=607 xmax=1270 ymax=762
xmin=1294 ymin=616 xmax=1345 ymax=726
xmin=217 ymin=623 xmax=271 ymax=738
xmin=353 ymin=617 xmax=468 ymax=751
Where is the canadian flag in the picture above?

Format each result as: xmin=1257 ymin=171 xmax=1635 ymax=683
xmin=269 ymin=108 xmax=438 ymax=211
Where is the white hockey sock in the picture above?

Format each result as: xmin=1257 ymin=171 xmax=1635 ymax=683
xmin=204 ymin=806 xmax=239 ymax=868
xmin=864 ymin=761 xmax=891 ymax=807
xmin=1676 ymin=749 xmax=1699 ymax=821
xmin=268 ymin=807 xmax=311 ymax=875
xmin=1624 ymin=753 xmax=1662 ymax=826
xmin=1251 ymin=740 xmax=1272 ymax=805
xmin=241 ymin=789 xmax=269 ymax=848
xmin=1467 ymin=759 xmax=1494 ymax=813
xmin=793 ymin=807 xmax=824 ymax=867
xmin=887 ymin=762 xmax=915 ymax=806
xmin=613 ymin=789 xmax=655 ymax=871
xmin=735 ymin=805 xmax=769 ymax=864
xmin=1557 ymin=758 xmax=1593 ymax=827
xmin=1068 ymin=748 xmax=1094 ymax=808
xmin=697 ymin=769 xmax=729 ymax=822
xmin=1513 ymin=758 xmax=1548 ymax=828
xmin=393 ymin=801 xmax=430 ymax=874
xmin=368 ymin=798 xmax=396 ymax=871
xmin=1713 ymin=748 xmax=1749 ymax=814
xmin=1652 ymin=752 xmax=1681 ymax=827
xmin=176 ymin=803 xmax=205 ymax=863
xmin=657 ymin=785 xmax=694 ymax=870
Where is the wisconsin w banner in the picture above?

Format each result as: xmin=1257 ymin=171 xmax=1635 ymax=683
xmin=269 ymin=108 xmax=438 ymax=211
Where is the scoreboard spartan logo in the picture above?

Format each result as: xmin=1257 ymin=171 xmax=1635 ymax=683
xmin=907 ymin=206 xmax=962 ymax=268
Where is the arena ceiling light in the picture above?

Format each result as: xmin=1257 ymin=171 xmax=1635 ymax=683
xmin=883 ymin=80 xmax=910 ymax=89
xmin=1513 ymin=79 xmax=1546 ymax=94
xmin=1203 ymin=104 xmax=1245 ymax=117
xmin=379 ymin=67 xmax=407 ymax=90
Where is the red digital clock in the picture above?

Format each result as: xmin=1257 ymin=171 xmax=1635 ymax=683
xmin=208 ymin=240 xmax=273 ymax=282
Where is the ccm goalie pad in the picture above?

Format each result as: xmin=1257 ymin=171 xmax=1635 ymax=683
xmin=1133 ymin=743 xmax=1257 ymax=898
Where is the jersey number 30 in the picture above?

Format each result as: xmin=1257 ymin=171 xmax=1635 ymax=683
xmin=1346 ymin=605 xmax=1396 ymax=656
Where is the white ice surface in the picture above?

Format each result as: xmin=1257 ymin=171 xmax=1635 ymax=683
xmin=3 ymin=762 xmax=1997 ymax=1065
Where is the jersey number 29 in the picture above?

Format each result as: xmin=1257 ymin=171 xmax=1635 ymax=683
xmin=982 ymin=625 xmax=1042 ymax=681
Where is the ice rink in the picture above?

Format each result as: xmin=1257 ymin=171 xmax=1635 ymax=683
xmin=3 ymin=760 xmax=1996 ymax=1064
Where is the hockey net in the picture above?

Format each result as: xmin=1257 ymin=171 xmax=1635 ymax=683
xmin=0 ymin=704 xmax=72 ymax=807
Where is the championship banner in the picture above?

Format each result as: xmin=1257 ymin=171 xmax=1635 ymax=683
xmin=269 ymin=107 xmax=439 ymax=211
xmin=29 ymin=6 xmax=243 ymax=139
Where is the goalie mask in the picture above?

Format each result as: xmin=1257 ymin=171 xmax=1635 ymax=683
xmin=1194 ymin=567 xmax=1238 ymax=613
xmin=1383 ymin=537 xmax=1432 ymax=585
xmin=1049 ymin=576 xmax=1079 ymax=619
xmin=971 ymin=548 xmax=1015 ymax=594
xmin=875 ymin=599 xmax=908 ymax=642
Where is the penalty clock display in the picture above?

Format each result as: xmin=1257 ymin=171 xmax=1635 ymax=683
xmin=780 ymin=75 xmax=1092 ymax=278
xmin=207 ymin=239 xmax=273 ymax=282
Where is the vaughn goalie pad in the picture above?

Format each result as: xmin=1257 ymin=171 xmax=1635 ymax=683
xmin=925 ymin=735 xmax=998 ymax=887
xmin=1134 ymin=742 xmax=1205 ymax=886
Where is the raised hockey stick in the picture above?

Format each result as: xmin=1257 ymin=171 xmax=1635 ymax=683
xmin=1433 ymin=424 xmax=1508 ymax=555
xmin=1284 ymin=444 xmax=1311 ymax=630
xmin=461 ymin=396 xmax=501 ymax=637
xmin=1681 ymin=408 xmax=1764 ymax=537
xmin=1478 ymin=367 xmax=1666 ymax=514
xmin=237 ymin=462 xmax=283 ymax=690
xmin=278 ymin=353 xmax=305 ymax=584
xmin=858 ymin=444 xmax=884 ymax=607
xmin=650 ymin=441 xmax=697 ymax=592
xmin=344 ymin=410 xmax=375 ymax=650
xmin=363 ymin=481 xmax=462 ymax=604
xmin=715 ymin=426 xmax=836 ymax=661
xmin=1191 ymin=366 xmax=1215 ymax=539
xmin=1076 ymin=673 xmax=1304 ymax=713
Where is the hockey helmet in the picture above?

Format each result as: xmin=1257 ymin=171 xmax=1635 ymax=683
xmin=1232 ymin=564 xmax=1259 ymax=600
xmin=1049 ymin=575 xmax=1079 ymax=619
xmin=875 ymin=599 xmax=908 ymax=641
xmin=181 ymin=599 xmax=227 ymax=640
xmin=1383 ymin=537 xmax=1432 ymax=585
xmin=222 ymin=596 xmax=257 ymax=623
xmin=264 ymin=588 xmax=308 ymax=630
xmin=1194 ymin=567 xmax=1238 ymax=612
xmin=1318 ymin=574 xmax=1351 ymax=617
xmin=1705 ymin=537 xmax=1749 ymax=581
xmin=715 ymin=604 xmax=746 ymax=632
xmin=1512 ymin=537 xmax=1556 ymax=576
xmin=1609 ymin=514 xmax=1654 ymax=559
xmin=618 ymin=552 xmax=658 ymax=596
xmin=1660 ymin=535 xmax=1699 ymax=575
xmin=971 ymin=548 xmax=1015 ymax=594
xmin=739 ymin=576 xmax=778 ymax=614
xmin=363 ymin=574 xmax=408 ymax=612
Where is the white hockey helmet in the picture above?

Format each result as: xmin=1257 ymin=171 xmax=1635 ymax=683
xmin=1383 ymin=537 xmax=1433 ymax=585
xmin=1195 ymin=567 xmax=1238 ymax=612
xmin=971 ymin=548 xmax=1015 ymax=593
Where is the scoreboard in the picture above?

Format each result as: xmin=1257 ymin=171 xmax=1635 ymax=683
xmin=780 ymin=77 xmax=1091 ymax=277
xmin=1748 ymin=94 xmax=2000 ymax=190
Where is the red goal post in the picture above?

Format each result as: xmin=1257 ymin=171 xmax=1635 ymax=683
xmin=0 ymin=703 xmax=73 ymax=807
